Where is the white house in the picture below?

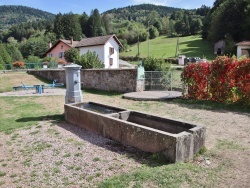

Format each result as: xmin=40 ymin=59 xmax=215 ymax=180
xmin=236 ymin=41 xmax=250 ymax=58
xmin=75 ymin=35 xmax=122 ymax=68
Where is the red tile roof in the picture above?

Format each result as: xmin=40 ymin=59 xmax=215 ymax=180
xmin=75 ymin=34 xmax=122 ymax=48
xmin=236 ymin=41 xmax=250 ymax=46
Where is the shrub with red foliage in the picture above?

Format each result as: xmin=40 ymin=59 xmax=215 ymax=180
xmin=183 ymin=56 xmax=250 ymax=105
xmin=12 ymin=61 xmax=25 ymax=68
xmin=183 ymin=62 xmax=210 ymax=99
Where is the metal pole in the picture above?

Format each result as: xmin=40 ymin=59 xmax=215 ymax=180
xmin=137 ymin=35 xmax=140 ymax=59
xmin=171 ymin=72 xmax=173 ymax=91
xmin=148 ymin=21 xmax=150 ymax=57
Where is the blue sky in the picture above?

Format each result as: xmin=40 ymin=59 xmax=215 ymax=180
xmin=0 ymin=0 xmax=214 ymax=15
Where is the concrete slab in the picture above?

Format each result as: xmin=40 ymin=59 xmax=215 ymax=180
xmin=123 ymin=91 xmax=182 ymax=101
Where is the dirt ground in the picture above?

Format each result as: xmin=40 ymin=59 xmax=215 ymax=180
xmin=0 ymin=72 xmax=249 ymax=187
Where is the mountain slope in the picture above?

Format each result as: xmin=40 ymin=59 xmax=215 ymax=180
xmin=0 ymin=5 xmax=55 ymax=31
xmin=103 ymin=4 xmax=184 ymax=21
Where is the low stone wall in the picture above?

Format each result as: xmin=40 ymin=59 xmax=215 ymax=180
xmin=28 ymin=68 xmax=142 ymax=92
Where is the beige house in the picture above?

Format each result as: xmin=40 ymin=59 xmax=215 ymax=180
xmin=236 ymin=41 xmax=250 ymax=58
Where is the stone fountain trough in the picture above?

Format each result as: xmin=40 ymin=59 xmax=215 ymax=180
xmin=64 ymin=101 xmax=206 ymax=162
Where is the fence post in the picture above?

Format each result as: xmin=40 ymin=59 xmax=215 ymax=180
xmin=170 ymin=71 xmax=173 ymax=91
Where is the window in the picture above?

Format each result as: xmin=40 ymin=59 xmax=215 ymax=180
xmin=109 ymin=58 xmax=113 ymax=66
xmin=59 ymin=52 xmax=64 ymax=58
xmin=61 ymin=45 xmax=63 ymax=49
xmin=109 ymin=47 xmax=114 ymax=55
xmin=49 ymin=53 xmax=53 ymax=57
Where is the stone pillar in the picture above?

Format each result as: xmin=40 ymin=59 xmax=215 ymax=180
xmin=64 ymin=64 xmax=83 ymax=104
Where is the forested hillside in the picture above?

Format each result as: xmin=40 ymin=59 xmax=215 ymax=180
xmin=104 ymin=4 xmax=183 ymax=21
xmin=0 ymin=1 xmax=249 ymax=70
xmin=0 ymin=5 xmax=55 ymax=31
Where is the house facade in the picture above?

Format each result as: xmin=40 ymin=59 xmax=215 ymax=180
xmin=46 ymin=39 xmax=79 ymax=61
xmin=75 ymin=35 xmax=122 ymax=69
xmin=236 ymin=41 xmax=250 ymax=58
xmin=214 ymin=39 xmax=226 ymax=55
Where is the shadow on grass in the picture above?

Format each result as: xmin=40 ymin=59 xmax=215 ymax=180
xmin=16 ymin=114 xmax=64 ymax=122
xmin=168 ymin=98 xmax=250 ymax=114
xmin=179 ymin=39 xmax=216 ymax=60
xmin=83 ymin=88 xmax=123 ymax=96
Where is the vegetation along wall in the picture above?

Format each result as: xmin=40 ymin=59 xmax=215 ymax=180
xmin=28 ymin=68 xmax=140 ymax=92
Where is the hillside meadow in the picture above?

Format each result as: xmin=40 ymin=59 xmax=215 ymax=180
xmin=120 ymin=35 xmax=217 ymax=61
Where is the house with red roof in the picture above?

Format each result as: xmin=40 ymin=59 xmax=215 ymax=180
xmin=75 ymin=34 xmax=122 ymax=68
xmin=236 ymin=41 xmax=250 ymax=58
xmin=45 ymin=38 xmax=79 ymax=61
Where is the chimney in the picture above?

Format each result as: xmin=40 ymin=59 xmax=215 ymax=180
xmin=70 ymin=37 xmax=73 ymax=45
xmin=49 ymin=42 xmax=52 ymax=48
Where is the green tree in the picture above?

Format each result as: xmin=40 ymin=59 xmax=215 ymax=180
xmin=26 ymin=55 xmax=40 ymax=63
xmin=75 ymin=51 xmax=104 ymax=69
xmin=149 ymin=26 xmax=159 ymax=39
xmin=102 ymin=14 xmax=113 ymax=34
xmin=0 ymin=55 xmax=5 ymax=70
xmin=207 ymin=0 xmax=250 ymax=43
xmin=190 ymin=18 xmax=202 ymax=35
xmin=64 ymin=48 xmax=79 ymax=63
xmin=174 ymin=21 xmax=184 ymax=36
xmin=79 ymin=12 xmax=89 ymax=36
xmin=19 ymin=37 xmax=48 ymax=58
xmin=0 ymin=43 xmax=12 ymax=64
xmin=53 ymin=13 xmax=64 ymax=39
xmin=61 ymin=13 xmax=82 ymax=40
xmin=143 ymin=57 xmax=169 ymax=71
xmin=87 ymin=9 xmax=105 ymax=37
xmin=5 ymin=43 xmax=23 ymax=62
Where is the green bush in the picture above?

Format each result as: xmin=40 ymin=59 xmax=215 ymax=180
xmin=64 ymin=48 xmax=79 ymax=63
xmin=144 ymin=57 xmax=170 ymax=71
xmin=75 ymin=51 xmax=104 ymax=69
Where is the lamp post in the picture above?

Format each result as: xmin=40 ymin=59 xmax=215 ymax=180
xmin=137 ymin=34 xmax=140 ymax=59
xmin=148 ymin=21 xmax=150 ymax=57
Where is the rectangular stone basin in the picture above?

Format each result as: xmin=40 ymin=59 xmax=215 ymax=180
xmin=64 ymin=102 xmax=206 ymax=163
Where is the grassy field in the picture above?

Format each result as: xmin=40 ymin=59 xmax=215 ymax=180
xmin=120 ymin=35 xmax=217 ymax=61
xmin=0 ymin=72 xmax=249 ymax=187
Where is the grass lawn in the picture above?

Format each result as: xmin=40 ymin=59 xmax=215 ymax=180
xmin=0 ymin=72 xmax=249 ymax=187
xmin=120 ymin=35 xmax=217 ymax=61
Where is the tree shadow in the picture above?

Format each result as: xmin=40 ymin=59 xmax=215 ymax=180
xmin=16 ymin=114 xmax=64 ymax=122
xmin=16 ymin=114 xmax=169 ymax=167
xmin=179 ymin=39 xmax=216 ymax=60
xmin=83 ymin=88 xmax=123 ymax=96
xmin=164 ymin=98 xmax=250 ymax=115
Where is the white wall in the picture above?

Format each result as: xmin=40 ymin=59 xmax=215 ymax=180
xmin=78 ymin=37 xmax=120 ymax=69
xmin=79 ymin=45 xmax=105 ymax=66
xmin=237 ymin=45 xmax=250 ymax=58
xmin=104 ymin=38 xmax=120 ymax=68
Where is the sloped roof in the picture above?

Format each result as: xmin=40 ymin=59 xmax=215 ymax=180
xmin=46 ymin=39 xmax=79 ymax=54
xmin=75 ymin=34 xmax=122 ymax=48
xmin=236 ymin=41 xmax=250 ymax=46
xmin=60 ymin=39 xmax=79 ymax=47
